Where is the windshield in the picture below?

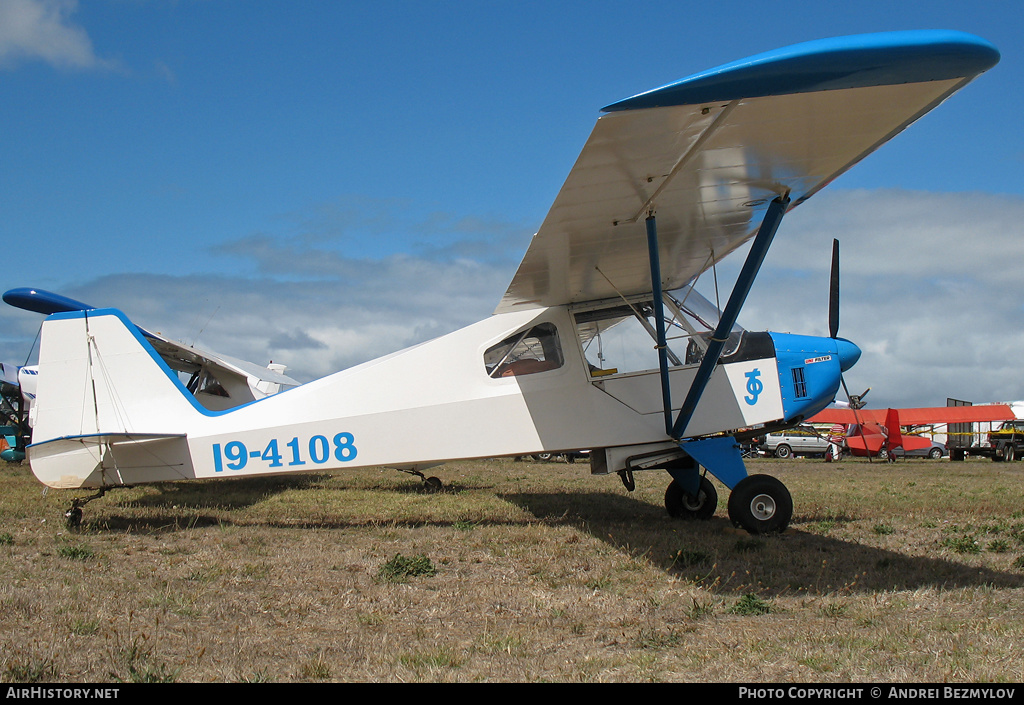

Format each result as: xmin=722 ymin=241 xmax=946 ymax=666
xmin=572 ymin=287 xmax=744 ymax=376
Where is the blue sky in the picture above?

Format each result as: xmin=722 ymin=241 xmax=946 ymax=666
xmin=1 ymin=0 xmax=1022 ymax=410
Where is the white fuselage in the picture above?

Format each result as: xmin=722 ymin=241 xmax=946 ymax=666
xmin=27 ymin=305 xmax=787 ymax=489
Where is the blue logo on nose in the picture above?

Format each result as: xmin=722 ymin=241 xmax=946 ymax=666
xmin=744 ymin=369 xmax=763 ymax=405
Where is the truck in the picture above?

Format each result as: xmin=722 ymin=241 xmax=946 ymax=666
xmin=986 ymin=419 xmax=1024 ymax=462
xmin=943 ymin=398 xmax=1022 ymax=461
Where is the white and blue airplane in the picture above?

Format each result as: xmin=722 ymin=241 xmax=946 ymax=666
xmin=5 ymin=30 xmax=999 ymax=531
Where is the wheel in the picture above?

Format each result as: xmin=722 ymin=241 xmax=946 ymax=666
xmin=727 ymin=474 xmax=793 ymax=534
xmin=532 ymin=453 xmax=553 ymax=462
xmin=774 ymin=444 xmax=792 ymax=459
xmin=1005 ymin=445 xmax=1015 ymax=463
xmin=64 ymin=506 xmax=83 ymax=530
xmin=877 ymin=448 xmax=889 ymax=460
xmin=665 ymin=477 xmax=717 ymax=520
xmin=422 ymin=476 xmax=442 ymax=493
xmin=928 ymin=447 xmax=942 ymax=460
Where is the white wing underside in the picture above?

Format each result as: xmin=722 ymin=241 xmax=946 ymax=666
xmin=496 ymin=78 xmax=967 ymax=313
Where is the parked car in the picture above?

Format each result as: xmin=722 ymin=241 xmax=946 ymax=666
xmin=760 ymin=426 xmax=834 ymax=458
xmin=886 ymin=440 xmax=945 ymax=460
xmin=517 ymin=450 xmax=590 ymax=463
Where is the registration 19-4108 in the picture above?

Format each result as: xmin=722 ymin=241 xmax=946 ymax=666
xmin=212 ymin=433 xmax=357 ymax=472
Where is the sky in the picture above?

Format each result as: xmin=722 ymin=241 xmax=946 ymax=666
xmin=0 ymin=0 xmax=1022 ymax=412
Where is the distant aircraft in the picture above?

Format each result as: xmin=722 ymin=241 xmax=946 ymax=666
xmin=3 ymin=31 xmax=999 ymax=532
xmin=3 ymin=287 xmax=302 ymax=412
xmin=808 ymin=405 xmax=1016 ymax=459
xmin=0 ymin=361 xmax=31 ymax=462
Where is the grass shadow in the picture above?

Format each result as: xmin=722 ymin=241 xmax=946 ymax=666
xmin=502 ymin=490 xmax=1024 ymax=595
xmin=121 ymin=474 xmax=328 ymax=510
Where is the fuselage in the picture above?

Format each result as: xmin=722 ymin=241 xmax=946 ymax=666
xmin=27 ymin=304 xmax=858 ymax=489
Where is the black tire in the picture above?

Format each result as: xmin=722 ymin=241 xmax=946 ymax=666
xmin=774 ymin=444 xmax=792 ymax=459
xmin=64 ymin=506 xmax=83 ymax=530
xmin=727 ymin=474 xmax=793 ymax=534
xmin=532 ymin=453 xmax=553 ymax=462
xmin=878 ymin=448 xmax=889 ymax=460
xmin=1006 ymin=445 xmax=1016 ymax=463
xmin=928 ymin=447 xmax=942 ymax=460
xmin=665 ymin=477 xmax=718 ymax=520
xmin=422 ymin=476 xmax=443 ymax=493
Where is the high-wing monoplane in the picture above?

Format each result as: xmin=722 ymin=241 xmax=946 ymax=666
xmin=5 ymin=31 xmax=999 ymax=532
xmin=809 ymin=404 xmax=1015 ymax=459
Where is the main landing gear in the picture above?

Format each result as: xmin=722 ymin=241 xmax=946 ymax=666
xmin=663 ymin=472 xmax=792 ymax=534
xmin=665 ymin=476 xmax=717 ymax=520
xmin=649 ymin=439 xmax=793 ymax=534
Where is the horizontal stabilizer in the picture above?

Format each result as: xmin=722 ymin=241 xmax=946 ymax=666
xmin=27 ymin=432 xmax=193 ymax=489
xmin=29 ymin=431 xmax=187 ymax=450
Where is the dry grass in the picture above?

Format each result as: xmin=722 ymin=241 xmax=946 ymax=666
xmin=1 ymin=455 xmax=1023 ymax=682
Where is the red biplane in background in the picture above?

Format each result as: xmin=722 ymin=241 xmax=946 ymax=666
xmin=808 ymin=405 xmax=1016 ymax=459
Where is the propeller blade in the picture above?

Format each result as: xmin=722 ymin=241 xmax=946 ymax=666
xmin=841 ymin=376 xmax=873 ymax=463
xmin=829 ymin=238 xmax=840 ymax=338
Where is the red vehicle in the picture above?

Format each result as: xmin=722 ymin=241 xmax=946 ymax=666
xmin=809 ymin=405 xmax=1015 ymax=459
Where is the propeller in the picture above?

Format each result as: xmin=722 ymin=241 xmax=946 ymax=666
xmin=828 ymin=238 xmax=873 ymax=461
xmin=829 ymin=238 xmax=840 ymax=339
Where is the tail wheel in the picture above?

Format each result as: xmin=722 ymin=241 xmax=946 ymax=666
xmin=727 ymin=474 xmax=792 ymax=534
xmin=665 ymin=476 xmax=717 ymax=520
xmin=422 ymin=476 xmax=443 ymax=493
xmin=64 ymin=506 xmax=83 ymax=530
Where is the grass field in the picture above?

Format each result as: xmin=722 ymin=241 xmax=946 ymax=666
xmin=1 ymin=455 xmax=1023 ymax=683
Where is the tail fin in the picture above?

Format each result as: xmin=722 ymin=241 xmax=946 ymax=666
xmin=28 ymin=309 xmax=196 ymax=488
xmin=884 ymin=407 xmax=903 ymax=453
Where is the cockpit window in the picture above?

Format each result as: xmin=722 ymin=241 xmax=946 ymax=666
xmin=484 ymin=323 xmax=563 ymax=378
xmin=572 ymin=288 xmax=746 ymax=376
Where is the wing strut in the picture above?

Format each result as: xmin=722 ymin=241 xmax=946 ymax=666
xmin=646 ymin=213 xmax=674 ymax=436
xmin=650 ymin=195 xmax=790 ymax=441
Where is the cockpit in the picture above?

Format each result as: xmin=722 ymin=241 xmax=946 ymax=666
xmin=571 ymin=288 xmax=750 ymax=378
xmin=483 ymin=322 xmax=564 ymax=378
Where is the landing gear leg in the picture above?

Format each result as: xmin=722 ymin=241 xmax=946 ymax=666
xmin=674 ymin=436 xmax=793 ymax=534
xmin=618 ymin=468 xmax=635 ymax=492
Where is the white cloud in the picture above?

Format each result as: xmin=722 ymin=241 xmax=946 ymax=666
xmin=730 ymin=189 xmax=1024 ymax=408
xmin=0 ymin=0 xmax=107 ymax=70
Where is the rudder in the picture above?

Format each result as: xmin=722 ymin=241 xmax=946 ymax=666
xmin=28 ymin=308 xmax=198 ymax=488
